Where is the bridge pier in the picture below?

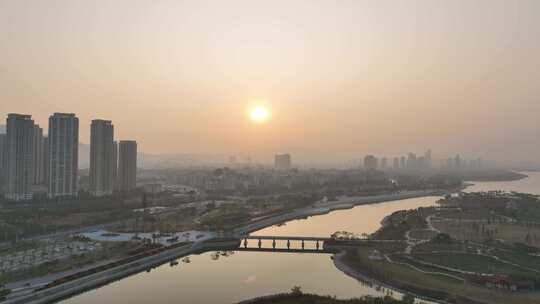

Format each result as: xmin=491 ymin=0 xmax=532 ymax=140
xmin=287 ymin=240 xmax=290 ymax=249
xmin=258 ymin=238 xmax=261 ymax=248
xmin=316 ymin=240 xmax=319 ymax=250
xmin=301 ymin=240 xmax=305 ymax=249
xmin=244 ymin=239 xmax=248 ymax=248
xmin=272 ymin=239 xmax=276 ymax=249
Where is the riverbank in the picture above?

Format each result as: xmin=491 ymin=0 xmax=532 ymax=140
xmin=3 ymin=190 xmax=448 ymax=304
xmin=237 ymin=190 xmax=446 ymax=235
xmin=333 ymin=249 xmax=499 ymax=304
xmin=333 ymin=252 xmax=447 ymax=304
xmin=334 ymin=190 xmax=540 ymax=304
xmin=3 ymin=238 xmax=241 ymax=304
xmin=461 ymin=170 xmax=528 ymax=182
xmin=335 ymin=246 xmax=540 ymax=304
xmin=237 ymin=291 xmax=411 ymax=304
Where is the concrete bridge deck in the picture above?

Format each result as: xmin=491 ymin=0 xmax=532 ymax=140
xmin=244 ymin=235 xmax=331 ymax=241
xmin=235 ymin=248 xmax=337 ymax=254
xmin=241 ymin=235 xmax=403 ymax=243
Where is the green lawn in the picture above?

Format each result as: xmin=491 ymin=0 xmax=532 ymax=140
xmin=412 ymin=252 xmax=538 ymax=278
xmin=493 ymin=249 xmax=540 ymax=272
xmin=342 ymin=249 xmax=540 ymax=304
xmin=389 ymin=254 xmax=464 ymax=282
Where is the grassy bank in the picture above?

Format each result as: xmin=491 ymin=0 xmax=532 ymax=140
xmin=340 ymin=247 xmax=540 ymax=304
xmin=337 ymin=191 xmax=540 ymax=304
xmin=238 ymin=290 xmax=414 ymax=304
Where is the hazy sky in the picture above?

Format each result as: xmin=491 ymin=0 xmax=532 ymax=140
xmin=1 ymin=0 xmax=540 ymax=163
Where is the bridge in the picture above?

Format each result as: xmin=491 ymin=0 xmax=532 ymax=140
xmin=201 ymin=235 xmax=403 ymax=254
xmin=237 ymin=235 xmax=335 ymax=253
xmin=231 ymin=235 xmax=402 ymax=254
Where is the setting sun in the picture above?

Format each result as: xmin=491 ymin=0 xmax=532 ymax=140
xmin=249 ymin=106 xmax=270 ymax=123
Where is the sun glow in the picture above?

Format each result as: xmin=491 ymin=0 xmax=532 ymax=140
xmin=249 ymin=106 xmax=270 ymax=123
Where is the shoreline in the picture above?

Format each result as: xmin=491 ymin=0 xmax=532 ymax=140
xmin=332 ymin=252 xmax=447 ymax=304
xmin=236 ymin=189 xmax=448 ymax=235
xmin=2 ymin=189 xmax=455 ymax=304
xmin=462 ymin=171 xmax=528 ymax=182
xmin=329 ymin=176 xmax=540 ymax=304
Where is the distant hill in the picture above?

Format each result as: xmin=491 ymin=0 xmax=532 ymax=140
xmin=0 ymin=140 xmax=228 ymax=170
xmin=78 ymin=143 xmax=216 ymax=169
xmin=137 ymin=153 xmax=224 ymax=169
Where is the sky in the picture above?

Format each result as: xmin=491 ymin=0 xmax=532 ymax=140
xmin=1 ymin=0 xmax=540 ymax=164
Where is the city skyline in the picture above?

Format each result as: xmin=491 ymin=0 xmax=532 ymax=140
xmin=0 ymin=120 xmax=513 ymax=169
xmin=2 ymin=2 xmax=540 ymax=302
xmin=0 ymin=115 xmax=498 ymax=168
xmin=0 ymin=117 xmax=510 ymax=170
xmin=1 ymin=0 xmax=540 ymax=163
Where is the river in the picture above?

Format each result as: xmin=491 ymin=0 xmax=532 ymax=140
xmin=62 ymin=172 xmax=540 ymax=304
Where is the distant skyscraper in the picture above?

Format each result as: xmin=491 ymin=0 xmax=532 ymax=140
xmin=417 ymin=156 xmax=427 ymax=169
xmin=380 ymin=157 xmax=388 ymax=169
xmin=424 ymin=149 xmax=433 ymax=168
xmin=454 ymin=154 xmax=462 ymax=170
xmin=400 ymin=156 xmax=406 ymax=169
xmin=474 ymin=158 xmax=483 ymax=169
xmin=393 ymin=157 xmax=400 ymax=170
xmin=90 ymin=119 xmax=115 ymax=196
xmin=275 ymin=154 xmax=291 ymax=170
xmin=112 ymin=140 xmax=118 ymax=190
xmin=0 ymin=133 xmax=6 ymax=191
xmin=407 ymin=153 xmax=417 ymax=169
xmin=43 ymin=136 xmax=49 ymax=187
xmin=48 ymin=113 xmax=79 ymax=198
xmin=5 ymin=114 xmax=35 ymax=200
xmin=364 ymin=155 xmax=378 ymax=170
xmin=32 ymin=125 xmax=45 ymax=185
xmin=446 ymin=157 xmax=454 ymax=169
xmin=118 ymin=140 xmax=137 ymax=191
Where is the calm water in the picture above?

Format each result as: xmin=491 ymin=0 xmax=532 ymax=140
xmin=62 ymin=172 xmax=540 ymax=304
xmin=464 ymin=171 xmax=540 ymax=194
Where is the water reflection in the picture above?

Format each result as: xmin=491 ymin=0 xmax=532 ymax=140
xmin=62 ymin=196 xmax=439 ymax=304
xmin=253 ymin=196 xmax=440 ymax=237
xmin=464 ymin=171 xmax=540 ymax=194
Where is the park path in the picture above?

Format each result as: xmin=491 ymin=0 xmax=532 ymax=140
xmin=403 ymin=214 xmax=441 ymax=254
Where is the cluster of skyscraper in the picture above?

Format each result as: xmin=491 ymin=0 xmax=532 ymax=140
xmin=364 ymin=150 xmax=433 ymax=170
xmin=363 ymin=150 xmax=484 ymax=171
xmin=89 ymin=119 xmax=138 ymax=196
xmin=0 ymin=114 xmax=137 ymax=201
xmin=445 ymin=154 xmax=483 ymax=170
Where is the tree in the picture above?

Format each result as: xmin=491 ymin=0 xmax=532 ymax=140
xmin=402 ymin=294 xmax=415 ymax=304
xmin=290 ymin=286 xmax=303 ymax=296
xmin=432 ymin=233 xmax=452 ymax=243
